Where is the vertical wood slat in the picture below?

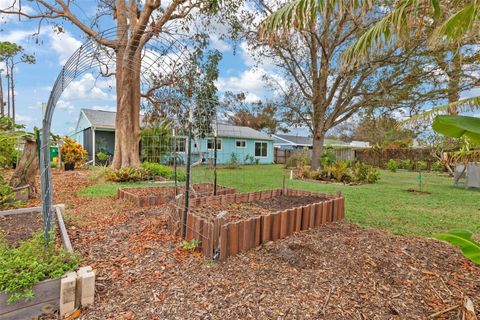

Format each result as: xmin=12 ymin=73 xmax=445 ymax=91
xmin=229 ymin=222 xmax=239 ymax=256
xmin=186 ymin=214 xmax=193 ymax=240
xmin=309 ymin=204 xmax=315 ymax=229
xmin=314 ymin=203 xmax=322 ymax=226
xmin=220 ymin=224 xmax=228 ymax=261
xmin=272 ymin=212 xmax=281 ymax=241
xmin=242 ymin=219 xmax=252 ymax=252
xmin=262 ymin=214 xmax=272 ymax=243
xmin=238 ymin=221 xmax=246 ymax=252
xmin=302 ymin=206 xmax=310 ymax=230
xmin=254 ymin=217 xmax=262 ymax=246
xmin=322 ymin=202 xmax=328 ymax=224
xmin=280 ymin=210 xmax=288 ymax=239
xmin=287 ymin=209 xmax=295 ymax=236
xmin=295 ymin=207 xmax=302 ymax=233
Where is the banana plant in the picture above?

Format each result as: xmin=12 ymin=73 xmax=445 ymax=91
xmin=432 ymin=115 xmax=480 ymax=145
xmin=434 ymin=230 xmax=480 ymax=265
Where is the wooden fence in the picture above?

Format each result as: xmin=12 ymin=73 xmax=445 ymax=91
xmin=170 ymin=189 xmax=345 ymax=261
xmin=274 ymin=148 xmax=356 ymax=164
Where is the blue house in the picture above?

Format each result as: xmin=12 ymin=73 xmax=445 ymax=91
xmin=70 ymin=109 xmax=274 ymax=165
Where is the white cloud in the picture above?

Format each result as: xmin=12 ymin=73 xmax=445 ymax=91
xmin=56 ymin=100 xmax=76 ymax=113
xmin=16 ymin=113 xmax=32 ymax=123
xmin=48 ymin=30 xmax=82 ymax=65
xmin=210 ymin=34 xmax=231 ymax=53
xmin=0 ymin=29 xmax=33 ymax=43
xmin=91 ymin=105 xmax=116 ymax=112
xmin=62 ymin=73 xmax=115 ymax=101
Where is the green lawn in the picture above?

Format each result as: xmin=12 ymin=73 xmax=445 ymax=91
xmin=80 ymin=164 xmax=480 ymax=238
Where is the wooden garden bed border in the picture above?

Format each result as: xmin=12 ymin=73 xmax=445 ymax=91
xmin=170 ymin=188 xmax=345 ymax=261
xmin=0 ymin=205 xmax=93 ymax=320
xmin=117 ymin=182 xmax=236 ymax=207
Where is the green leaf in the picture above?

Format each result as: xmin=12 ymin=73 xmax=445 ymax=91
xmin=432 ymin=115 xmax=480 ymax=144
xmin=434 ymin=230 xmax=480 ymax=264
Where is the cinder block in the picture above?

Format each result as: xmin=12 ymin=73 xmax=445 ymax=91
xmin=60 ymin=274 xmax=77 ymax=316
xmin=77 ymin=269 xmax=95 ymax=306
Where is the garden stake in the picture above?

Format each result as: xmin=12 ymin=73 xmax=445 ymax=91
xmin=182 ymin=126 xmax=193 ymax=239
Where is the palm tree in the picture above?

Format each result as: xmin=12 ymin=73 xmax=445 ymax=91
xmin=261 ymin=0 xmax=480 ymax=143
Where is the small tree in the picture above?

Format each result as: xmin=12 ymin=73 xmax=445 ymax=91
xmin=0 ymin=42 xmax=35 ymax=123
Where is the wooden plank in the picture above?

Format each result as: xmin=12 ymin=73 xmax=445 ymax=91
xmin=280 ymin=211 xmax=288 ymax=239
xmin=56 ymin=206 xmax=73 ymax=253
xmin=262 ymin=214 xmax=272 ymax=243
xmin=0 ymin=278 xmax=60 ymax=316
xmin=219 ymin=224 xmax=229 ymax=261
xmin=287 ymin=209 xmax=295 ymax=236
xmin=272 ymin=212 xmax=281 ymax=241
xmin=229 ymin=222 xmax=239 ymax=256
xmin=254 ymin=217 xmax=261 ymax=246
xmin=242 ymin=219 xmax=252 ymax=252
xmin=238 ymin=221 xmax=245 ymax=252
xmin=302 ymin=206 xmax=310 ymax=230
xmin=295 ymin=207 xmax=302 ymax=233
xmin=0 ymin=206 xmax=42 ymax=217
xmin=314 ymin=203 xmax=322 ymax=226
xmin=309 ymin=204 xmax=315 ymax=229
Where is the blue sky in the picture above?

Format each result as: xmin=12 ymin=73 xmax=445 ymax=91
xmin=0 ymin=1 xmax=274 ymax=135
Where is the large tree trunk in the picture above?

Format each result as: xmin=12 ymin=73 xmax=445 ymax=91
xmin=10 ymin=137 xmax=39 ymax=198
xmin=111 ymin=49 xmax=142 ymax=169
xmin=311 ymin=132 xmax=325 ymax=170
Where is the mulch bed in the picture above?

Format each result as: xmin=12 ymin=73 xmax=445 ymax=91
xmin=192 ymin=195 xmax=329 ymax=222
xmin=0 ymin=212 xmax=43 ymax=246
xmin=12 ymin=169 xmax=476 ymax=319
xmin=406 ymin=188 xmax=432 ymax=195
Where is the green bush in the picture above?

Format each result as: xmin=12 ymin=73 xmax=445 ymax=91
xmin=0 ymin=231 xmax=79 ymax=303
xmin=96 ymin=151 xmax=108 ymax=162
xmin=351 ymin=162 xmax=380 ymax=184
xmin=323 ymin=161 xmax=349 ymax=182
xmin=140 ymin=162 xmax=185 ymax=181
xmin=387 ymin=159 xmax=398 ymax=172
xmin=415 ymin=160 xmax=428 ymax=171
xmin=320 ymin=149 xmax=336 ymax=166
xmin=105 ymin=166 xmax=148 ymax=182
xmin=399 ymin=159 xmax=413 ymax=170
xmin=50 ymin=161 xmax=58 ymax=169
xmin=0 ymin=174 xmax=16 ymax=209
xmin=225 ymin=153 xmax=240 ymax=169
xmin=285 ymin=151 xmax=311 ymax=168
xmin=431 ymin=161 xmax=444 ymax=172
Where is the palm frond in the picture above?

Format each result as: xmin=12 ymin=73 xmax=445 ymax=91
xmin=431 ymin=1 xmax=480 ymax=43
xmin=342 ymin=0 xmax=421 ymax=67
xmin=402 ymin=96 xmax=480 ymax=126
xmin=259 ymin=0 xmax=372 ymax=39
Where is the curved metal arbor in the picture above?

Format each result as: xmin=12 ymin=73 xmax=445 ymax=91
xmin=39 ymin=26 xmax=193 ymax=241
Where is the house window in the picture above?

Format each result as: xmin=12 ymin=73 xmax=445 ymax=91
xmin=207 ymin=138 xmax=222 ymax=151
xmin=236 ymin=140 xmax=246 ymax=148
xmin=175 ymin=139 xmax=186 ymax=152
xmin=255 ymin=142 xmax=268 ymax=157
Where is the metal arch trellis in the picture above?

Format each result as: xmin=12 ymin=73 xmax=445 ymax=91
xmin=39 ymin=24 xmax=197 ymax=242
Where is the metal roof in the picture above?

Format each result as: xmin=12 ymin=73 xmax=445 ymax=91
xmin=80 ymin=109 xmax=273 ymax=140
xmin=273 ymin=134 xmax=349 ymax=147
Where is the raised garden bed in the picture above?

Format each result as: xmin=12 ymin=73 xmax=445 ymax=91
xmin=168 ymin=188 xmax=344 ymax=261
xmin=117 ymin=183 xmax=236 ymax=207
xmin=0 ymin=206 xmax=93 ymax=319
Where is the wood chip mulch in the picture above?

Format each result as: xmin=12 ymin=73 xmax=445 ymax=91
xmin=17 ymin=169 xmax=478 ymax=320
xmin=192 ymin=195 xmax=329 ymax=222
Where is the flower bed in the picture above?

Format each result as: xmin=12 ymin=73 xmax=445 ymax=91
xmin=168 ymin=188 xmax=344 ymax=261
xmin=117 ymin=183 xmax=236 ymax=208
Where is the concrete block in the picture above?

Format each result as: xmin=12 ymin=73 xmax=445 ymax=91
xmin=76 ymin=269 xmax=95 ymax=307
xmin=60 ymin=274 xmax=76 ymax=316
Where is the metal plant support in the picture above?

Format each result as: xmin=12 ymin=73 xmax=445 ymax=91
xmin=39 ymin=25 xmax=194 ymax=242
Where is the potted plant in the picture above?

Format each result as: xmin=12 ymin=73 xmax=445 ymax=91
xmin=60 ymin=137 xmax=87 ymax=171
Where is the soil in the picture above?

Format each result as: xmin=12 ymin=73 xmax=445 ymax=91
xmin=406 ymin=188 xmax=432 ymax=195
xmin=192 ymin=195 xmax=329 ymax=222
xmin=0 ymin=212 xmax=43 ymax=246
xmin=5 ymin=169 xmax=477 ymax=319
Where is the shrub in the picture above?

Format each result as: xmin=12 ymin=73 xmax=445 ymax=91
xmin=351 ymin=162 xmax=380 ymax=184
xmin=244 ymin=154 xmax=255 ymax=165
xmin=297 ymin=165 xmax=321 ymax=180
xmin=415 ymin=160 xmax=428 ymax=171
xmin=285 ymin=151 xmax=311 ymax=168
xmin=50 ymin=161 xmax=58 ymax=169
xmin=320 ymin=149 xmax=336 ymax=166
xmin=324 ymin=161 xmax=349 ymax=182
xmin=431 ymin=161 xmax=444 ymax=172
xmin=96 ymin=151 xmax=108 ymax=162
xmin=225 ymin=153 xmax=240 ymax=169
xmin=105 ymin=166 xmax=148 ymax=182
xmin=140 ymin=162 xmax=186 ymax=181
xmin=0 ymin=175 xmax=16 ymax=208
xmin=399 ymin=159 xmax=413 ymax=170
xmin=60 ymin=137 xmax=87 ymax=167
xmin=0 ymin=231 xmax=79 ymax=303
xmin=387 ymin=159 xmax=398 ymax=172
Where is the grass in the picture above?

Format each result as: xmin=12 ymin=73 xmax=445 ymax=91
xmin=79 ymin=165 xmax=480 ymax=238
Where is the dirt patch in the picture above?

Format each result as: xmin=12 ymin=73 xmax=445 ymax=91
xmin=0 ymin=212 xmax=43 ymax=246
xmin=406 ymin=188 xmax=432 ymax=195
xmin=192 ymin=195 xmax=330 ymax=222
